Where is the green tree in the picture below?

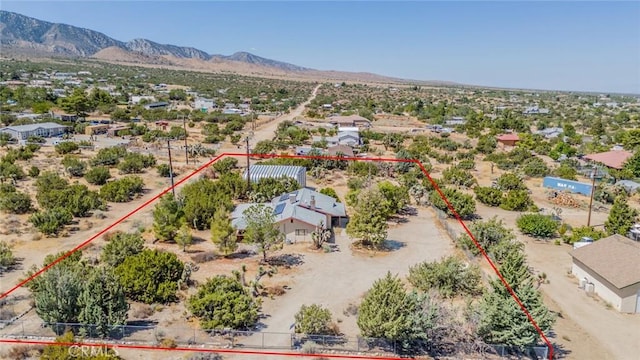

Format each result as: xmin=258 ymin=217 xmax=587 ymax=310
xmin=78 ymin=267 xmax=128 ymax=338
xmin=500 ymin=190 xmax=534 ymax=212
xmin=152 ymin=194 xmax=184 ymax=242
xmin=442 ymin=166 xmax=477 ymax=188
xmin=476 ymin=135 xmax=497 ymax=154
xmin=516 ymin=214 xmax=559 ymax=238
xmin=0 ymin=186 xmax=32 ymax=214
xmin=181 ymin=178 xmax=233 ymax=230
xmin=85 ymin=166 xmax=111 ymax=185
xmin=474 ymin=186 xmax=503 ymax=207
xmin=40 ymin=331 xmax=122 ymax=359
xmin=521 ymin=157 xmax=550 ymax=177
xmin=55 ymin=141 xmax=79 ymax=155
xmin=29 ymin=207 xmax=73 ymax=235
xmin=604 ymin=196 xmax=639 ymax=236
xmin=457 ymin=217 xmax=517 ymax=259
xmin=407 ymin=256 xmax=482 ymax=298
xmin=100 ymin=176 xmax=144 ymax=202
xmin=478 ymin=251 xmax=555 ymax=348
xmin=497 ymin=173 xmax=526 ymax=191
xmin=175 ymin=222 xmax=193 ymax=252
xmin=62 ymin=156 xmax=87 ymax=177
xmin=100 ymin=232 xmax=145 ymax=268
xmin=0 ymin=240 xmax=17 ymax=274
xmin=294 ymin=304 xmax=335 ymax=335
xmin=429 ymin=187 xmax=476 ymax=219
xmin=60 ymin=88 xmax=93 ymax=117
xmin=211 ymin=206 xmax=237 ymax=256
xmin=357 ymin=272 xmax=434 ymax=351
xmin=243 ymin=204 xmax=284 ymax=261
xmin=346 ymin=187 xmax=389 ymax=248
xmin=623 ymin=150 xmax=640 ymax=178
xmin=115 ymin=249 xmax=184 ymax=304
xmin=188 ymin=275 xmax=259 ymax=330
xmin=34 ymin=265 xmax=83 ymax=326
xmin=377 ymin=181 xmax=409 ymax=215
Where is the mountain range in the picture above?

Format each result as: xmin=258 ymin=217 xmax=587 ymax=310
xmin=0 ymin=11 xmax=447 ymax=84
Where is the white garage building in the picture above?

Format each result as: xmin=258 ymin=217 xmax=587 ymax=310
xmin=571 ymin=234 xmax=640 ymax=313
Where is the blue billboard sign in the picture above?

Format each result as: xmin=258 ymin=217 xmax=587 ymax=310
xmin=542 ymin=176 xmax=593 ymax=196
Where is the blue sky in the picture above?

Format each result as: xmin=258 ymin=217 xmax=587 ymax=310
xmin=3 ymin=1 xmax=640 ymax=94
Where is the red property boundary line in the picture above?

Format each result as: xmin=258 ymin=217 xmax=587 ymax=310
xmin=0 ymin=152 xmax=554 ymax=359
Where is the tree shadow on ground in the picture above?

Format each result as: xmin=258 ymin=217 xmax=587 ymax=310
xmin=264 ymin=253 xmax=305 ymax=268
xmin=383 ymin=239 xmax=406 ymax=251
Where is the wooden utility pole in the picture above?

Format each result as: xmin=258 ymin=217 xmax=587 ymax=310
xmin=182 ymin=115 xmax=189 ymax=165
xmin=167 ymin=139 xmax=175 ymax=197
xmin=587 ymin=166 xmax=597 ymax=227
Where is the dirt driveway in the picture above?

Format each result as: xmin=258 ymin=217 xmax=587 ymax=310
xmin=258 ymin=207 xmax=453 ymax=337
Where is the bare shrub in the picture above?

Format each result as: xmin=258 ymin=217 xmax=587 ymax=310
xmin=132 ymin=304 xmax=154 ymax=319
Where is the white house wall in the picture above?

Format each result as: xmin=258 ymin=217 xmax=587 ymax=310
xmin=572 ymin=263 xmax=625 ymax=312
xmin=279 ymin=219 xmax=318 ymax=242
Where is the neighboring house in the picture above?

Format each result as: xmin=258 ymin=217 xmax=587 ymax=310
xmin=444 ymin=117 xmax=466 ymax=126
xmin=193 ymin=98 xmax=216 ymax=111
xmin=327 ymin=144 xmax=355 ymax=157
xmin=243 ymin=165 xmax=307 ymax=188
xmin=523 ymin=105 xmax=550 ymax=115
xmin=0 ymin=122 xmax=68 ymax=140
xmin=144 ymin=102 xmax=169 ymax=110
xmin=496 ymin=133 xmax=520 ymax=147
xmin=583 ymin=149 xmax=633 ymax=170
xmin=616 ymin=180 xmax=640 ymax=194
xmin=231 ymin=188 xmax=347 ymax=241
xmin=570 ymin=234 xmax=640 ymax=313
xmin=535 ymin=127 xmax=563 ymax=139
xmin=328 ymin=115 xmax=371 ymax=128
xmin=223 ymin=108 xmax=242 ymax=115
xmin=130 ymin=95 xmax=156 ymax=105
xmin=312 ymin=131 xmax=361 ymax=147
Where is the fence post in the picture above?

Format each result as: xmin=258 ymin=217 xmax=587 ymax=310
xmin=21 ymin=321 xmax=24 ymax=337
xmin=262 ymin=332 xmax=265 ymax=348
xmin=194 ymin=327 xmax=196 ymax=345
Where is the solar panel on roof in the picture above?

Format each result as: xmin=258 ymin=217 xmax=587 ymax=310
xmin=279 ymin=194 xmax=289 ymax=201
xmin=273 ymin=203 xmax=286 ymax=215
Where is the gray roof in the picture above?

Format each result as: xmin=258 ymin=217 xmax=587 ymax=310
xmin=1 ymin=122 xmax=67 ymax=132
xmin=271 ymin=188 xmax=346 ymax=217
xmin=616 ymin=180 xmax=640 ymax=192
xmin=243 ymin=165 xmax=305 ymax=182
xmin=231 ymin=188 xmax=346 ymax=230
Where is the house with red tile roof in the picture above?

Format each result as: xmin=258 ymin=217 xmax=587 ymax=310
xmin=583 ymin=150 xmax=633 ymax=170
xmin=496 ymin=133 xmax=520 ymax=147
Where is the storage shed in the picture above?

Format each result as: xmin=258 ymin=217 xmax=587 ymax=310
xmin=243 ymin=165 xmax=307 ymax=188
xmin=571 ymin=234 xmax=640 ymax=313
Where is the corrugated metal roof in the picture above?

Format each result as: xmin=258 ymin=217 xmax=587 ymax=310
xmin=2 ymin=122 xmax=67 ymax=132
xmin=243 ymin=165 xmax=306 ymax=183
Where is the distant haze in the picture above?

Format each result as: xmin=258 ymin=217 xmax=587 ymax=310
xmin=1 ymin=1 xmax=639 ymax=94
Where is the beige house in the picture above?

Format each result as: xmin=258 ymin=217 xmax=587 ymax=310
xmin=570 ymin=234 xmax=640 ymax=313
xmin=231 ymin=188 xmax=347 ymax=242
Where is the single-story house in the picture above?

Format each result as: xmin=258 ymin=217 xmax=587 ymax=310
xmin=194 ymin=98 xmax=216 ymax=111
xmin=616 ymin=180 xmax=640 ymax=194
xmin=243 ymin=165 xmax=307 ymax=188
xmin=0 ymin=122 xmax=68 ymax=140
xmin=327 ymin=144 xmax=355 ymax=157
xmin=570 ymin=234 xmax=640 ymax=313
xmin=496 ymin=133 xmax=520 ymax=147
xmin=231 ymin=188 xmax=347 ymax=241
xmin=130 ymin=95 xmax=156 ymax=105
xmin=85 ymin=124 xmax=110 ymax=135
xmin=144 ymin=102 xmax=169 ymax=110
xmin=523 ymin=105 xmax=550 ymax=115
xmin=107 ymin=125 xmax=130 ymax=136
xmin=535 ymin=127 xmax=563 ymax=139
xmin=583 ymin=149 xmax=634 ymax=170
xmin=444 ymin=117 xmax=466 ymax=126
xmin=328 ymin=115 xmax=371 ymax=128
xmin=313 ymin=131 xmax=361 ymax=147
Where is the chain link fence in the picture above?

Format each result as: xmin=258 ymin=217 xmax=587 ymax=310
xmin=0 ymin=320 xmax=549 ymax=359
